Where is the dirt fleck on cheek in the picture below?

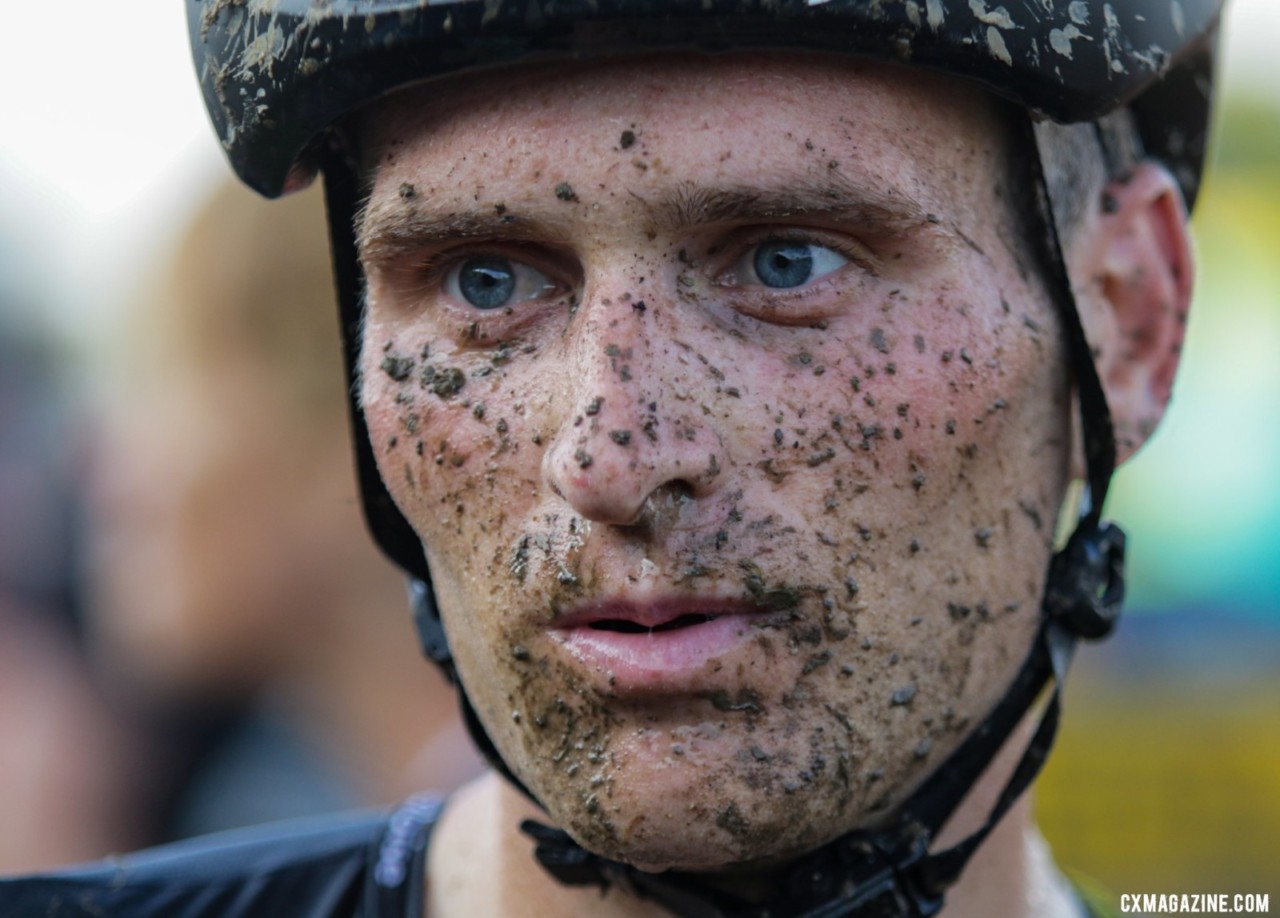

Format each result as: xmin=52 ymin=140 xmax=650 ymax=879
xmin=422 ymin=364 xmax=466 ymax=398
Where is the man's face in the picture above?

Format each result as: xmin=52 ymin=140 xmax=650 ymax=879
xmin=358 ymin=53 xmax=1072 ymax=871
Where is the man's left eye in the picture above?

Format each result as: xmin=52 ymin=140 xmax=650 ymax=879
xmin=738 ymin=240 xmax=849 ymax=289
xmin=444 ymin=255 xmax=557 ymax=310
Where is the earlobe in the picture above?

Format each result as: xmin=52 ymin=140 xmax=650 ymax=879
xmin=1071 ymin=160 xmax=1194 ymax=465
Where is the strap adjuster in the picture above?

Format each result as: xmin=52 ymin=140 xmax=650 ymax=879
xmin=1043 ymin=521 xmax=1127 ymax=640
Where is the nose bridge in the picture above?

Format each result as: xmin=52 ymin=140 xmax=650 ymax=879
xmin=542 ymin=281 xmax=720 ymax=526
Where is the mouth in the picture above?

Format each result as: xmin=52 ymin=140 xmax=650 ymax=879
xmin=550 ymin=597 xmax=770 ymax=691
xmin=587 ymin=612 xmax=723 ymax=634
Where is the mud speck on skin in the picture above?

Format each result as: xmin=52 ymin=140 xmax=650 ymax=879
xmin=620 ymin=129 xmax=636 ymax=149
xmin=739 ymin=560 xmax=801 ymax=611
xmin=715 ymin=802 xmax=751 ymax=837
xmin=707 ymin=689 xmax=764 ymax=714
xmin=510 ymin=536 xmax=530 ymax=582
xmin=381 ymin=353 xmax=414 ymax=382
xmin=870 ymin=328 xmax=891 ymax=354
xmin=422 ymin=365 xmax=466 ymax=398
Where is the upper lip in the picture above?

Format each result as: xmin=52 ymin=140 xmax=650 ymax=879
xmin=553 ymin=595 xmax=765 ymax=632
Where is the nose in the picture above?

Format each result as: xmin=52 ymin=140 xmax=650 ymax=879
xmin=541 ymin=295 xmax=725 ymax=527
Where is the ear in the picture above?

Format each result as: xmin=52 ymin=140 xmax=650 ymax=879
xmin=1068 ymin=160 xmax=1194 ymax=467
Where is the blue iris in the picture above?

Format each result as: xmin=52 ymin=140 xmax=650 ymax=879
xmin=753 ymin=241 xmax=815 ymax=289
xmin=457 ymin=256 xmax=517 ymax=309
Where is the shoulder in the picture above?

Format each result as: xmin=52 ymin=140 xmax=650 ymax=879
xmin=0 ymin=795 xmax=444 ymax=918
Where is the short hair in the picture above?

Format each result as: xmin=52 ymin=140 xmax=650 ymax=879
xmin=1040 ymin=108 xmax=1145 ymax=243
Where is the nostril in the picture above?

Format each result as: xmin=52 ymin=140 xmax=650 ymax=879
xmin=615 ymin=479 xmax=698 ymax=534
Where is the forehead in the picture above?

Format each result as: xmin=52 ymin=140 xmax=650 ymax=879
xmin=358 ymin=51 xmax=1013 ymax=211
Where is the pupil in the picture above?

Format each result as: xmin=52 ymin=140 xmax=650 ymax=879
xmin=459 ymin=256 xmax=516 ymax=309
xmin=754 ymin=242 xmax=814 ymax=288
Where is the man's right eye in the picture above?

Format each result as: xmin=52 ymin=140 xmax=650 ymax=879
xmin=444 ymin=255 xmax=557 ymax=310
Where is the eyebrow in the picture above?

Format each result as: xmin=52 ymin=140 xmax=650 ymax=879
xmin=357 ymin=205 xmax=572 ymax=265
xmin=643 ymin=177 xmax=932 ymax=237
xmin=357 ymin=173 xmax=932 ymax=266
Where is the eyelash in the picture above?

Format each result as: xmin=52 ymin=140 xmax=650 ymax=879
xmin=405 ymin=227 xmax=877 ymax=329
xmin=411 ymin=245 xmax=575 ymax=320
xmin=717 ymin=228 xmax=875 ymax=279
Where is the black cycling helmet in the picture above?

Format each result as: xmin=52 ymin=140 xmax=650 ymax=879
xmin=189 ymin=3 xmax=1222 ymax=915
xmin=194 ymin=0 xmax=1218 ymax=207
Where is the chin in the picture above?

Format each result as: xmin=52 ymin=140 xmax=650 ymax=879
xmin=527 ymin=730 xmax=873 ymax=876
xmin=566 ymin=801 xmax=846 ymax=877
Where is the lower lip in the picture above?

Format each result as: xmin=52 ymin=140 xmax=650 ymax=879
xmin=553 ymin=614 xmax=760 ymax=690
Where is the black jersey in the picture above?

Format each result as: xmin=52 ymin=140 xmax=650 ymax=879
xmin=0 ymin=794 xmax=442 ymax=917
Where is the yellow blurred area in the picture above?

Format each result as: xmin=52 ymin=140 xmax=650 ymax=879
xmin=1037 ymin=93 xmax=1280 ymax=904
xmin=1039 ymin=679 xmax=1280 ymax=899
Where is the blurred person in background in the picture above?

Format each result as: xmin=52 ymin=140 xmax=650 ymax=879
xmin=0 ymin=194 xmax=151 ymax=870
xmin=84 ymin=177 xmax=482 ymax=836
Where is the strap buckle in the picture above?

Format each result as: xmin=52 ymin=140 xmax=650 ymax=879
xmin=1043 ymin=521 xmax=1127 ymax=640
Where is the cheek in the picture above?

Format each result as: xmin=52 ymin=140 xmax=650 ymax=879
xmin=361 ymin=329 xmax=548 ymax=572
xmin=698 ymin=283 xmax=1068 ymax=683
xmin=704 ymin=280 xmax=1064 ymax=503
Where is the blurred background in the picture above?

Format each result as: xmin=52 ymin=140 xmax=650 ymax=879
xmin=0 ymin=0 xmax=1275 ymax=902
xmin=1036 ymin=52 xmax=1280 ymax=900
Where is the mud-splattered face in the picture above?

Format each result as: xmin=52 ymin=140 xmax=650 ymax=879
xmin=358 ymin=53 xmax=1071 ymax=872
